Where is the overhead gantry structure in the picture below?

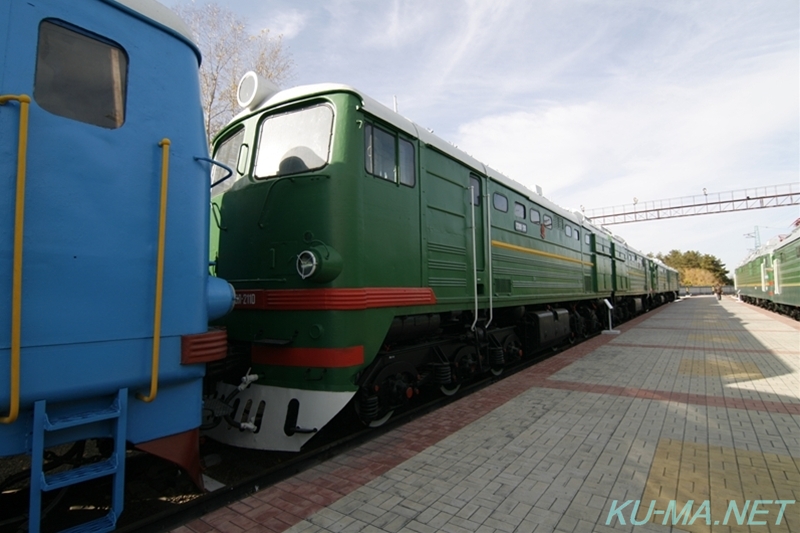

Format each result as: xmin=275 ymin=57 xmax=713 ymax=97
xmin=584 ymin=183 xmax=798 ymax=226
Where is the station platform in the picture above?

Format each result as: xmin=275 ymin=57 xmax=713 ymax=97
xmin=173 ymin=296 xmax=799 ymax=533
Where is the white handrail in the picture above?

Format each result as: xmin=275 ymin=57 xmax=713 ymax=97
xmin=486 ymin=188 xmax=493 ymax=328
xmin=470 ymin=186 xmax=478 ymax=332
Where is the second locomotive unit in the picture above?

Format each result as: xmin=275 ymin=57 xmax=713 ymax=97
xmin=735 ymin=222 xmax=800 ymax=320
xmin=207 ymin=73 xmax=679 ymax=452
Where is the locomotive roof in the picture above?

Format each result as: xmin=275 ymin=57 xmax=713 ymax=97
xmin=738 ymin=223 xmax=800 ymax=266
xmin=109 ymin=0 xmax=199 ymax=59
xmin=242 ymin=82 xmax=670 ymax=271
xmin=247 ymin=83 xmax=583 ymax=223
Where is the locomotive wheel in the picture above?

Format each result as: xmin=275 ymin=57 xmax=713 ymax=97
xmin=439 ymin=383 xmax=461 ymax=396
xmin=502 ymin=333 xmax=524 ymax=362
xmin=367 ymin=410 xmax=394 ymax=428
xmin=452 ymin=344 xmax=480 ymax=382
xmin=354 ymin=395 xmax=396 ymax=428
xmin=356 ymin=361 xmax=417 ymax=426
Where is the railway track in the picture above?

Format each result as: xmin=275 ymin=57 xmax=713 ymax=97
xmin=117 ymin=341 xmax=565 ymax=533
xmin=0 ymin=335 xmax=581 ymax=533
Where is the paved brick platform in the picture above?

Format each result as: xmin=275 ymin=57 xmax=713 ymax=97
xmin=174 ymin=296 xmax=799 ymax=533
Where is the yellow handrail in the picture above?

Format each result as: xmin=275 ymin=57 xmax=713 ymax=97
xmin=1 ymin=94 xmax=31 ymax=424
xmin=138 ymin=139 xmax=170 ymax=403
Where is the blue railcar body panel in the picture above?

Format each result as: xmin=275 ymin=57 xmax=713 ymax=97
xmin=0 ymin=0 xmax=226 ymax=462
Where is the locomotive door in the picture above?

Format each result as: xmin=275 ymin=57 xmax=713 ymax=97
xmin=421 ymin=151 xmax=482 ymax=303
xmin=470 ymin=174 xmax=486 ymax=275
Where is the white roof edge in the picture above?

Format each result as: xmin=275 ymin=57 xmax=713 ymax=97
xmin=114 ymin=0 xmax=196 ymax=44
xmin=737 ymin=223 xmax=800 ymax=266
xmin=241 ymin=84 xmax=674 ymax=250
xmin=369 ymin=100 xmax=576 ymax=224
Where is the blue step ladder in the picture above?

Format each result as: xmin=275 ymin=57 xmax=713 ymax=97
xmin=28 ymin=389 xmax=128 ymax=533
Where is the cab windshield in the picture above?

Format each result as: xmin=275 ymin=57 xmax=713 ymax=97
xmin=254 ymin=103 xmax=334 ymax=179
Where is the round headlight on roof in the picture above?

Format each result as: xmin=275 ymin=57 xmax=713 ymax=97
xmin=237 ymin=71 xmax=280 ymax=110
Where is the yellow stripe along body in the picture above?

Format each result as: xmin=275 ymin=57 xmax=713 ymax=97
xmin=491 ymin=240 xmax=594 ymax=267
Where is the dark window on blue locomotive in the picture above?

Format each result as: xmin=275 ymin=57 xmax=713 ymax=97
xmin=543 ymin=214 xmax=553 ymax=229
xmin=530 ymin=209 xmax=540 ymax=224
xmin=470 ymin=176 xmax=481 ymax=206
xmin=493 ymin=193 xmax=508 ymax=212
xmin=514 ymin=202 xmax=525 ymax=218
xmin=399 ymin=138 xmax=415 ymax=187
xmin=35 ymin=20 xmax=127 ymax=128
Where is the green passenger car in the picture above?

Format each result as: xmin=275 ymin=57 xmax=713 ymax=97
xmin=205 ymin=76 xmax=679 ymax=451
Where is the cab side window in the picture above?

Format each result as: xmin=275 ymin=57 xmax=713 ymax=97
xmin=470 ymin=176 xmax=481 ymax=206
xmin=365 ymin=123 xmax=415 ymax=187
xmin=493 ymin=193 xmax=508 ymax=212
xmin=35 ymin=20 xmax=128 ymax=128
xmin=398 ymin=139 xmax=416 ymax=186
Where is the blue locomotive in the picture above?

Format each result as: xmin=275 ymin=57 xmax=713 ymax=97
xmin=0 ymin=1 xmax=233 ymax=531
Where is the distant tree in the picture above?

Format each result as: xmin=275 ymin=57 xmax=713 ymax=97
xmin=172 ymin=1 xmax=294 ymax=141
xmin=681 ymin=268 xmax=719 ymax=287
xmin=655 ymin=250 xmax=731 ymax=286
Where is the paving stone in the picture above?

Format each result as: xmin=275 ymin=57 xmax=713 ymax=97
xmin=174 ymin=297 xmax=800 ymax=533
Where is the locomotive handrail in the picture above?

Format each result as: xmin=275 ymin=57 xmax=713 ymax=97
xmin=138 ymin=138 xmax=171 ymax=403
xmin=469 ymin=186 xmax=478 ymax=331
xmin=486 ymin=189 xmax=493 ymax=328
xmin=0 ymin=94 xmax=31 ymax=424
xmin=194 ymin=156 xmax=233 ymax=189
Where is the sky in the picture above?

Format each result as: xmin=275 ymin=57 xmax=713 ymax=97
xmin=166 ymin=0 xmax=799 ymax=277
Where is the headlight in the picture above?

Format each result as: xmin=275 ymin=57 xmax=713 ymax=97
xmin=296 ymin=250 xmax=318 ymax=280
xmin=295 ymin=245 xmax=343 ymax=283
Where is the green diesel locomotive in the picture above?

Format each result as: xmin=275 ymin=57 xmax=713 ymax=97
xmin=205 ymin=73 xmax=679 ymax=451
xmin=735 ymin=223 xmax=800 ymax=320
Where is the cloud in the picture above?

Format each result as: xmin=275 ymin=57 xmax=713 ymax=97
xmin=260 ymin=9 xmax=308 ymax=39
xmin=454 ymin=48 xmax=797 ymax=209
xmin=360 ymin=0 xmax=441 ymax=49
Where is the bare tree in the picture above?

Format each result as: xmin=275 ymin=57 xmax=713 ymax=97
xmin=172 ymin=1 xmax=294 ymax=141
